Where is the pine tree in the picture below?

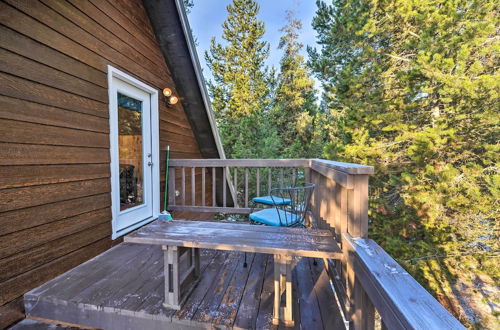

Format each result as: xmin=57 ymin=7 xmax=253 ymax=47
xmin=273 ymin=10 xmax=323 ymax=158
xmin=205 ymin=0 xmax=278 ymax=158
xmin=309 ymin=1 xmax=499 ymax=321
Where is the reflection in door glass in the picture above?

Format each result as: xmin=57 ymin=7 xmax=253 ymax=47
xmin=118 ymin=93 xmax=144 ymax=210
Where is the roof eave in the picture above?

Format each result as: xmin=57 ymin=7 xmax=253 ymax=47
xmin=142 ymin=0 xmax=225 ymax=159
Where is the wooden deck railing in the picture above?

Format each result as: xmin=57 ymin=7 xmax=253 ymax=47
xmin=166 ymin=158 xmax=464 ymax=330
xmin=168 ymin=158 xmax=310 ymax=214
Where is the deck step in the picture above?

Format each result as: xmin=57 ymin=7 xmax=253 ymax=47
xmin=22 ymin=243 xmax=344 ymax=330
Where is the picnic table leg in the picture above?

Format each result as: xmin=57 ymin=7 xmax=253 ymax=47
xmin=284 ymin=256 xmax=293 ymax=326
xmin=163 ymin=245 xmax=201 ymax=310
xmin=163 ymin=245 xmax=181 ymax=310
xmin=273 ymin=255 xmax=281 ymax=325
xmin=273 ymin=254 xmax=295 ymax=327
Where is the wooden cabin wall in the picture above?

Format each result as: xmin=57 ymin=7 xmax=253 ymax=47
xmin=0 ymin=0 xmax=212 ymax=326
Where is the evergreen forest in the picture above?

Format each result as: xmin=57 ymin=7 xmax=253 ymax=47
xmin=196 ymin=0 xmax=499 ymax=327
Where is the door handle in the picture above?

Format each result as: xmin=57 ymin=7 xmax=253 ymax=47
xmin=148 ymin=161 xmax=153 ymax=166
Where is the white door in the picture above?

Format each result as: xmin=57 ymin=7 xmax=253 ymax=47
xmin=109 ymin=73 xmax=157 ymax=237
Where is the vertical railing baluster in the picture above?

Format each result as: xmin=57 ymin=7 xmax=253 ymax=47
xmin=223 ymin=167 xmax=227 ymax=207
xmin=304 ymin=166 xmax=311 ymax=183
xmin=181 ymin=167 xmax=186 ymax=206
xmin=201 ymin=167 xmax=206 ymax=206
xmin=212 ymin=167 xmax=216 ymax=207
xmin=268 ymin=168 xmax=272 ymax=194
xmin=191 ymin=167 xmax=195 ymax=206
xmin=256 ymin=167 xmax=260 ymax=197
xmin=291 ymin=168 xmax=296 ymax=186
xmin=234 ymin=167 xmax=238 ymax=205
xmin=244 ymin=167 xmax=249 ymax=208
xmin=280 ymin=168 xmax=284 ymax=187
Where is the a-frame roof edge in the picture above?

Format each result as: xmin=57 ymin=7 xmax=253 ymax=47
xmin=142 ymin=0 xmax=226 ymax=159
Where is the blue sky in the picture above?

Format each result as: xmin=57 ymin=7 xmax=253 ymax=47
xmin=186 ymin=0 xmax=318 ymax=82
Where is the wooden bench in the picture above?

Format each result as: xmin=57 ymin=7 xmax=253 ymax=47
xmin=124 ymin=219 xmax=342 ymax=327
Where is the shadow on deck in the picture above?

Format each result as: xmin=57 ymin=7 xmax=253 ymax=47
xmin=22 ymin=243 xmax=345 ymax=329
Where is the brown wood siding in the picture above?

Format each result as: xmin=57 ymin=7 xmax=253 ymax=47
xmin=0 ymin=0 xmax=210 ymax=323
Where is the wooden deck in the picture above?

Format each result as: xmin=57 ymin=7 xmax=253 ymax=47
xmin=23 ymin=243 xmax=345 ymax=330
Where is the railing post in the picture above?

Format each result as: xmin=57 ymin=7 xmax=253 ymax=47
xmin=345 ymin=173 xmax=374 ymax=330
xmin=348 ymin=175 xmax=369 ymax=238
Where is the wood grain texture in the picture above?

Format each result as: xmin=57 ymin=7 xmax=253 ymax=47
xmin=90 ymin=0 xmax=162 ymax=63
xmin=343 ymin=233 xmax=464 ymax=330
xmin=0 ymin=164 xmax=109 ymax=189
xmin=0 ymin=237 xmax=112 ymax=305
xmin=0 ymin=72 xmax=108 ymax=118
xmin=0 ymin=24 xmax=106 ymax=88
xmin=0 ymin=143 xmax=110 ymax=166
xmin=23 ymin=243 xmax=344 ymax=329
xmin=0 ymin=96 xmax=109 ymax=133
xmin=0 ymin=207 xmax=111 ymax=259
xmin=0 ymin=297 xmax=24 ymax=330
xmin=41 ymin=0 xmax=168 ymax=81
xmin=5 ymin=0 xmax=165 ymax=89
xmin=0 ymin=48 xmax=107 ymax=102
xmin=0 ymin=119 xmax=108 ymax=148
xmin=0 ymin=194 xmax=110 ymax=236
xmin=0 ymin=178 xmax=110 ymax=212
xmin=68 ymin=0 xmax=165 ymax=67
xmin=311 ymin=159 xmax=374 ymax=175
xmin=170 ymin=158 xmax=310 ymax=168
xmin=0 ymin=222 xmax=111 ymax=282
xmin=125 ymin=220 xmax=342 ymax=259
xmin=0 ymin=0 xmax=210 ymax=312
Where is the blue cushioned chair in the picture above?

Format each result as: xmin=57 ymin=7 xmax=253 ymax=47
xmin=251 ymin=195 xmax=291 ymax=206
xmin=249 ymin=183 xmax=315 ymax=227
xmin=243 ymin=183 xmax=315 ymax=267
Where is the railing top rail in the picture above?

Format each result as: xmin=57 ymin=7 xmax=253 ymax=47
xmin=169 ymin=158 xmax=310 ymax=167
xmin=311 ymin=159 xmax=374 ymax=175
xmin=169 ymin=158 xmax=374 ymax=175
xmin=343 ymin=233 xmax=464 ymax=329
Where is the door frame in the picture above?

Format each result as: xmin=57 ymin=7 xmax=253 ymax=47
xmin=108 ymin=65 xmax=160 ymax=239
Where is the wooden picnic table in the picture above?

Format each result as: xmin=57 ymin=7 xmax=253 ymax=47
xmin=125 ymin=219 xmax=342 ymax=327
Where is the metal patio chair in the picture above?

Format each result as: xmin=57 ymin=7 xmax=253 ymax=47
xmin=249 ymin=183 xmax=315 ymax=227
xmin=243 ymin=183 xmax=315 ymax=267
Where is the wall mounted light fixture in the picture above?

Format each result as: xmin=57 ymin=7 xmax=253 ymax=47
xmin=162 ymin=88 xmax=172 ymax=97
xmin=163 ymin=88 xmax=179 ymax=105
xmin=168 ymin=96 xmax=178 ymax=105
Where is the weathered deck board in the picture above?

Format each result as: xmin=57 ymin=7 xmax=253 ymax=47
xmin=233 ymin=253 xmax=268 ymax=329
xmin=255 ymin=254 xmax=277 ymax=330
xmin=213 ymin=253 xmax=255 ymax=327
xmin=295 ymin=258 xmax=326 ymax=330
xmin=309 ymin=258 xmax=346 ymax=330
xmin=24 ymin=243 xmax=345 ymax=329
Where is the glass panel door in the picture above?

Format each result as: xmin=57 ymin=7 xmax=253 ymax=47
xmin=118 ymin=93 xmax=144 ymax=210
xmin=110 ymin=77 xmax=153 ymax=234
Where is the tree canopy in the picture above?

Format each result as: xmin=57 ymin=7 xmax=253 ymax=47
xmin=272 ymin=10 xmax=324 ymax=158
xmin=309 ymin=1 xmax=498 ymax=323
xmin=205 ymin=0 xmax=280 ymax=158
xmin=202 ymin=0 xmax=498 ymax=323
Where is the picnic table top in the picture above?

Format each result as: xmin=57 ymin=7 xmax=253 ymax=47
xmin=124 ymin=220 xmax=342 ymax=259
